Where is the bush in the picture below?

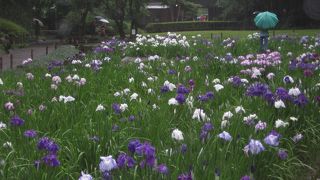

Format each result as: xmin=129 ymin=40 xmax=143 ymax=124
xmin=0 ymin=18 xmax=28 ymax=38
xmin=145 ymin=21 xmax=243 ymax=33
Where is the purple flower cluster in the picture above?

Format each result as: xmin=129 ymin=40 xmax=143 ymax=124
xmin=42 ymin=154 xmax=60 ymax=167
xmin=178 ymin=171 xmax=193 ymax=180
xmin=126 ymin=139 xmax=169 ymax=175
xmin=198 ymin=91 xmax=214 ymax=102
xmin=160 ymin=85 xmax=170 ymax=93
xmin=275 ymin=87 xmax=292 ymax=101
xmin=239 ymin=51 xmax=281 ymax=67
xmin=246 ymin=83 xmax=270 ymax=97
xmin=93 ymin=39 xmax=121 ymax=54
xmin=177 ymin=85 xmax=190 ymax=94
xmin=289 ymin=52 xmax=319 ymax=76
xmin=229 ymin=76 xmax=243 ymax=87
xmin=117 ymin=153 xmax=136 ymax=168
xmin=36 ymin=137 xmax=60 ymax=167
xmin=47 ymin=60 xmax=63 ymax=71
xmin=128 ymin=140 xmax=155 ymax=167
xmin=135 ymin=142 xmax=156 ymax=167
xmin=37 ymin=137 xmax=60 ymax=153
xmin=246 ymin=84 xmax=309 ymax=107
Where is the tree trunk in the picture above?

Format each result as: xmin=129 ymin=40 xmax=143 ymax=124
xmin=80 ymin=9 xmax=89 ymax=37
xmin=170 ymin=7 xmax=174 ymax=21
xmin=176 ymin=6 xmax=181 ymax=21
xmin=116 ymin=20 xmax=126 ymax=39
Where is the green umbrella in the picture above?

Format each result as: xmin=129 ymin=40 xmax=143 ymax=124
xmin=254 ymin=11 xmax=279 ymax=30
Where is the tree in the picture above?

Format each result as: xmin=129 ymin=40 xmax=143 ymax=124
xmin=68 ymin=0 xmax=99 ymax=36
xmin=103 ymin=0 xmax=127 ymax=39
xmin=128 ymin=0 xmax=149 ymax=38
xmin=160 ymin=0 xmax=202 ymax=21
xmin=103 ymin=0 xmax=149 ymax=39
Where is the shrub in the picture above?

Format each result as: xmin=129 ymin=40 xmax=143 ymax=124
xmin=145 ymin=21 xmax=242 ymax=33
xmin=0 ymin=18 xmax=28 ymax=37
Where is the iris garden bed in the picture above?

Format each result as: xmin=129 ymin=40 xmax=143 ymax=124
xmin=0 ymin=32 xmax=319 ymax=179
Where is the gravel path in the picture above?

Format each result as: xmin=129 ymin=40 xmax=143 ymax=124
xmin=0 ymin=44 xmax=57 ymax=71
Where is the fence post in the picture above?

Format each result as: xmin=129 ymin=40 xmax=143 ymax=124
xmin=46 ymin=46 xmax=48 ymax=55
xmin=0 ymin=57 xmax=2 ymax=71
xmin=31 ymin=49 xmax=33 ymax=59
xmin=10 ymin=54 xmax=13 ymax=69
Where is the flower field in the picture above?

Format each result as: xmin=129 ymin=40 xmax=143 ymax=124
xmin=0 ymin=32 xmax=319 ymax=179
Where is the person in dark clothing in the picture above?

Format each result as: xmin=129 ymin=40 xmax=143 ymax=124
xmin=260 ymin=29 xmax=269 ymax=52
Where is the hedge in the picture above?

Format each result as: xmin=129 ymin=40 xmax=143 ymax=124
xmin=145 ymin=21 xmax=244 ymax=33
xmin=0 ymin=18 xmax=28 ymax=36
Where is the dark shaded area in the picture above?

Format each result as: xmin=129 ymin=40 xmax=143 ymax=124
xmin=196 ymin=0 xmax=320 ymax=28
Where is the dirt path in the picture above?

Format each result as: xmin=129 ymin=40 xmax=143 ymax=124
xmin=0 ymin=43 xmax=58 ymax=71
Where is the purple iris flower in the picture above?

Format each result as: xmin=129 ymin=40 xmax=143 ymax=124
xmin=178 ymin=171 xmax=193 ymax=180
xmin=168 ymin=69 xmax=177 ymax=74
xmin=278 ymin=150 xmax=288 ymax=160
xmin=177 ymin=85 xmax=190 ymax=94
xmin=264 ymin=130 xmax=281 ymax=146
xmin=181 ymin=144 xmax=187 ymax=154
xmin=244 ymin=139 xmax=265 ymax=155
xmin=117 ymin=153 xmax=136 ymax=168
xmin=240 ymin=175 xmax=251 ymax=180
xmin=231 ymin=76 xmax=242 ymax=86
xmin=294 ymin=94 xmax=308 ymax=107
xmin=275 ymin=87 xmax=291 ymax=101
xmin=128 ymin=139 xmax=142 ymax=154
xmin=202 ymin=123 xmax=213 ymax=132
xmin=37 ymin=137 xmax=59 ymax=153
xmin=23 ymin=129 xmax=37 ymax=138
xmin=176 ymin=94 xmax=186 ymax=104
xmin=198 ymin=95 xmax=209 ymax=102
xmin=10 ymin=116 xmax=25 ymax=126
xmin=160 ymin=85 xmax=170 ymax=93
xmin=112 ymin=103 xmax=121 ymax=114
xmin=42 ymin=154 xmax=60 ymax=167
xmin=157 ymin=164 xmax=169 ymax=174
xmin=128 ymin=115 xmax=135 ymax=122
xmin=188 ymin=79 xmax=195 ymax=86
xmin=218 ymin=131 xmax=232 ymax=141
xmin=205 ymin=91 xmax=214 ymax=99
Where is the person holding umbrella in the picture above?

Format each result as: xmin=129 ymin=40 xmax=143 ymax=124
xmin=254 ymin=11 xmax=279 ymax=52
